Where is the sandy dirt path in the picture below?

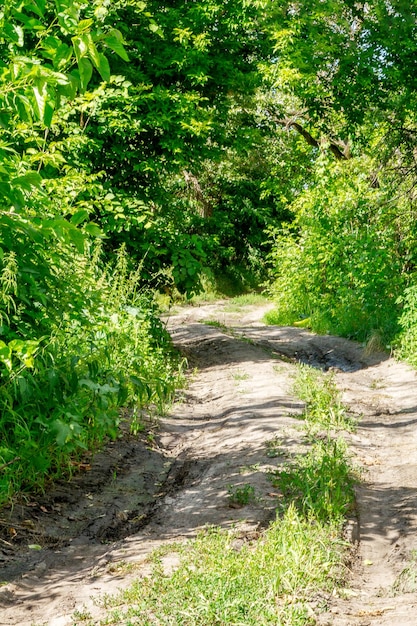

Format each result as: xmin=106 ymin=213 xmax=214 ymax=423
xmin=1 ymin=301 xmax=417 ymax=625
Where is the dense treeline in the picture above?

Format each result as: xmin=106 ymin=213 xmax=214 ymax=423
xmin=1 ymin=0 xmax=417 ymax=502
xmin=263 ymin=1 xmax=417 ymax=351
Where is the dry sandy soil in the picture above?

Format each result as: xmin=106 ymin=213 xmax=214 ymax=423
xmin=1 ymin=300 xmax=417 ymax=625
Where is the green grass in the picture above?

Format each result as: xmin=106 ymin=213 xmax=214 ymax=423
xmin=88 ymin=364 xmax=357 ymax=626
xmin=223 ymin=293 xmax=270 ymax=311
xmin=270 ymin=437 xmax=356 ymax=523
xmin=391 ymin=550 xmax=417 ymax=596
xmin=263 ymin=307 xmax=301 ymax=328
xmin=96 ymin=506 xmax=346 ymax=626
xmin=265 ymin=435 xmax=286 ymax=458
xmin=231 ymin=370 xmax=250 ymax=381
xmin=292 ymin=365 xmax=356 ymax=433
xmin=202 ymin=319 xmax=228 ymax=331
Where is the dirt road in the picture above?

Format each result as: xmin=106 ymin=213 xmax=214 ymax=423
xmin=1 ymin=301 xmax=417 ymax=625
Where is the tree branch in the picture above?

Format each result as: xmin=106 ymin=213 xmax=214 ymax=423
xmin=273 ymin=114 xmax=351 ymax=161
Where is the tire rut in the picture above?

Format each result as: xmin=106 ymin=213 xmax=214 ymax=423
xmin=1 ymin=301 xmax=417 ymax=626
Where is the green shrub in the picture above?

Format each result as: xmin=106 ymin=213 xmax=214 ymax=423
xmin=266 ymin=158 xmax=403 ymax=342
xmin=396 ymin=282 xmax=417 ymax=366
xmin=0 ymin=245 xmax=182 ymax=505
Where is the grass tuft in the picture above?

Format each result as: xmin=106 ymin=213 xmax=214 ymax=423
xmin=292 ymin=365 xmax=356 ymax=432
xmin=270 ymin=438 xmax=356 ymax=523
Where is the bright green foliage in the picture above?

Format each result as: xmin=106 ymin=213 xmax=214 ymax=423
xmin=259 ymin=1 xmax=417 ymax=349
xmin=51 ymin=0 xmax=275 ymax=295
xmin=260 ymin=1 xmax=417 ymax=353
xmin=266 ymin=157 xmax=404 ymax=341
xmin=0 ymin=0 xmax=128 ymax=127
xmin=0 ymin=1 xmax=181 ymax=504
xmin=0 ymin=245 xmax=180 ymax=503
xmin=227 ymin=483 xmax=256 ymax=506
xmin=396 ymin=284 xmax=417 ymax=366
xmin=292 ymin=365 xmax=355 ymax=432
xmin=272 ymin=438 xmax=355 ymax=524
xmin=2 ymin=0 xmax=417 ymax=504
xmin=270 ymin=365 xmax=356 ymax=523
xmin=263 ymin=1 xmax=417 ymax=137
xmin=0 ymin=0 xmax=284 ymax=504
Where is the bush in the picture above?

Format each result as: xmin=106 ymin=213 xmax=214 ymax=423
xmin=0 ymin=244 xmax=182 ymax=505
xmin=266 ymin=157 xmax=403 ymax=342
xmin=396 ymin=282 xmax=417 ymax=366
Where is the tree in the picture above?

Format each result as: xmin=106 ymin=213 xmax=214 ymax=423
xmin=47 ymin=0 xmax=273 ymax=294
xmin=262 ymin=1 xmax=417 ymax=341
xmin=0 ymin=0 xmax=180 ymax=504
xmin=261 ymin=2 xmax=417 ymax=159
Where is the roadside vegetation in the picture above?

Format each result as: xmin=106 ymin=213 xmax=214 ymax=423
xmin=2 ymin=1 xmax=417 ymax=613
xmin=80 ymin=364 xmax=356 ymax=626
xmin=0 ymin=243 xmax=183 ymax=505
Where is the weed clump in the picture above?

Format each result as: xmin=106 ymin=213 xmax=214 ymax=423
xmin=227 ymin=483 xmax=256 ymax=507
xmin=0 ymin=245 xmax=183 ymax=505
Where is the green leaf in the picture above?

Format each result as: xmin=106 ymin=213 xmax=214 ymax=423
xmin=96 ymin=52 xmax=110 ymax=82
xmin=68 ymin=227 xmax=86 ymax=253
xmin=78 ymin=57 xmax=93 ymax=92
xmin=72 ymin=35 xmax=88 ymax=63
xmin=83 ymin=222 xmax=103 ymax=237
xmin=55 ymin=0 xmax=79 ymax=33
xmin=0 ymin=111 xmax=10 ymax=129
xmin=104 ymin=30 xmax=129 ymax=62
xmin=0 ymin=341 xmax=12 ymax=371
xmin=9 ymin=340 xmax=25 ymax=353
xmin=149 ymin=21 xmax=163 ymax=36
xmin=61 ymin=73 xmax=78 ymax=99
xmin=25 ymin=0 xmax=46 ymax=18
xmin=43 ymin=100 xmax=54 ymax=127
xmin=9 ymin=339 xmax=40 ymax=368
xmin=40 ymin=35 xmax=60 ymax=58
xmin=32 ymin=80 xmax=47 ymax=121
xmin=3 ymin=23 xmax=24 ymax=46
xmin=13 ymin=12 xmax=45 ymax=32
xmin=52 ymin=419 xmax=72 ymax=446
xmin=77 ymin=19 xmax=94 ymax=33
xmin=70 ymin=209 xmax=89 ymax=225
xmin=12 ymin=171 xmax=42 ymax=192
xmin=84 ymin=33 xmax=104 ymax=74
xmin=53 ymin=43 xmax=73 ymax=70
xmin=14 ymin=94 xmax=32 ymax=121
xmin=79 ymin=378 xmax=99 ymax=391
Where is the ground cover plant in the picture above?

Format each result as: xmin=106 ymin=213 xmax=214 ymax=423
xmin=90 ymin=365 xmax=356 ymax=626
